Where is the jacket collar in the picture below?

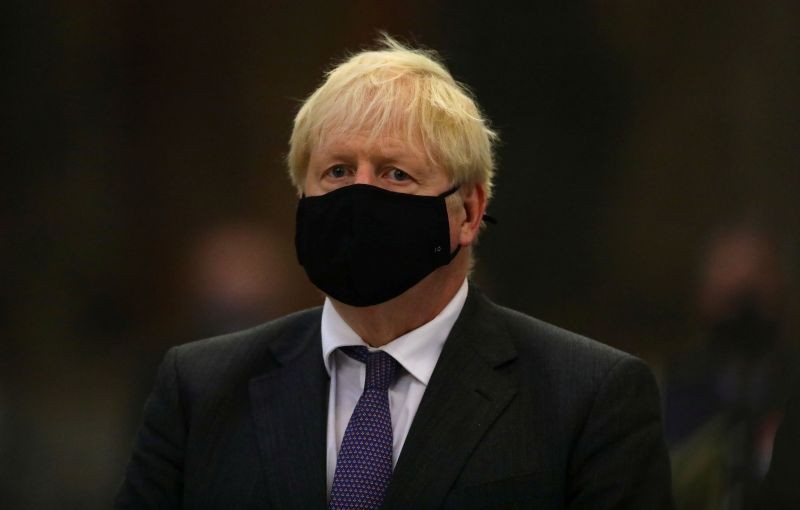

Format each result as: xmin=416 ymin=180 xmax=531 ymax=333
xmin=249 ymin=310 xmax=329 ymax=509
xmin=383 ymin=282 xmax=518 ymax=509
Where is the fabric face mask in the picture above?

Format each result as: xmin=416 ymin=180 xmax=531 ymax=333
xmin=295 ymin=184 xmax=461 ymax=307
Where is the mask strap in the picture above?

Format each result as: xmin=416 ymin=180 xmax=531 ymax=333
xmin=438 ymin=185 xmax=461 ymax=198
xmin=439 ymin=185 xmax=499 ymax=225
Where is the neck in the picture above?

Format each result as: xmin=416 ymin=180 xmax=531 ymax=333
xmin=331 ymin=250 xmax=469 ymax=347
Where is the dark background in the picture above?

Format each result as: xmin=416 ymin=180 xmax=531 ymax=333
xmin=3 ymin=2 xmax=799 ymax=508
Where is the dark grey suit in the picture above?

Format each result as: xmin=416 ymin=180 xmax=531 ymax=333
xmin=116 ymin=284 xmax=673 ymax=509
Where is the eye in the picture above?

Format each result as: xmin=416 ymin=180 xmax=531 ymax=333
xmin=387 ymin=168 xmax=410 ymax=181
xmin=325 ymin=165 xmax=349 ymax=179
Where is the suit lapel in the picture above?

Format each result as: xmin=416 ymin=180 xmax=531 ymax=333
xmin=249 ymin=318 xmax=329 ymax=509
xmin=383 ymin=285 xmax=518 ymax=510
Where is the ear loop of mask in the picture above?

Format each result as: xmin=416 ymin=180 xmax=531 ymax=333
xmin=437 ymin=185 xmax=461 ymax=260
xmin=439 ymin=184 xmax=501 ymax=258
xmin=439 ymin=184 xmax=498 ymax=261
xmin=440 ymin=184 xmax=498 ymax=225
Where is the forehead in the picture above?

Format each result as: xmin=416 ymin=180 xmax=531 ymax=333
xmin=312 ymin=128 xmax=442 ymax=170
xmin=316 ymin=129 xmax=413 ymax=154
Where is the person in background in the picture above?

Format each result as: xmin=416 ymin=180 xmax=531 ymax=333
xmin=185 ymin=222 xmax=292 ymax=337
xmin=116 ymin=35 xmax=673 ymax=509
xmin=665 ymin=220 xmax=797 ymax=510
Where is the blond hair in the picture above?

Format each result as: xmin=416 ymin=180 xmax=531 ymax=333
xmin=287 ymin=35 xmax=498 ymax=198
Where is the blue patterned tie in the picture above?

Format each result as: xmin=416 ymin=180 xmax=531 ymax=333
xmin=329 ymin=346 xmax=400 ymax=510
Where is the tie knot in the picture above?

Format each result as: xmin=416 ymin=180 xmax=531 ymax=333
xmin=340 ymin=346 xmax=400 ymax=391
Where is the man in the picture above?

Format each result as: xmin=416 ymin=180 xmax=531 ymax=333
xmin=117 ymin=36 xmax=673 ymax=509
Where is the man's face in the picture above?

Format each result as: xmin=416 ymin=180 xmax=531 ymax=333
xmin=304 ymin=131 xmax=468 ymax=256
xmin=300 ymin=129 xmax=487 ymax=289
xmin=304 ymin=131 xmax=453 ymax=198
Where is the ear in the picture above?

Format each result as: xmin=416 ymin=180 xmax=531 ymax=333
xmin=458 ymin=183 xmax=487 ymax=246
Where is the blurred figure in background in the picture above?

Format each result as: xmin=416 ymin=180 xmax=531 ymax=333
xmin=184 ymin=221 xmax=292 ymax=338
xmin=126 ymin=219 xmax=298 ymax=420
xmin=665 ymin=219 xmax=797 ymax=510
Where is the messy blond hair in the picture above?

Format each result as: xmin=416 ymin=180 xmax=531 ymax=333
xmin=287 ymin=34 xmax=498 ymax=198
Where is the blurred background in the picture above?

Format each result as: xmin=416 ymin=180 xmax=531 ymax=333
xmin=3 ymin=2 xmax=799 ymax=508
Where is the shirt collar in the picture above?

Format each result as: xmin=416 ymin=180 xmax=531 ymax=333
xmin=321 ymin=279 xmax=469 ymax=386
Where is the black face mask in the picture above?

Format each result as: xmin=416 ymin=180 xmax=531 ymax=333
xmin=295 ymin=184 xmax=461 ymax=307
xmin=709 ymin=293 xmax=780 ymax=358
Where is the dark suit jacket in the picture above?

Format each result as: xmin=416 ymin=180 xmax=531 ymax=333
xmin=116 ymin=284 xmax=673 ymax=509
xmin=761 ymin=379 xmax=800 ymax=508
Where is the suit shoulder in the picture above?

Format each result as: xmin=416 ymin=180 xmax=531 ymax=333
xmin=491 ymin=302 xmax=640 ymax=376
xmin=169 ymin=306 xmax=322 ymax=382
xmin=177 ymin=307 xmax=320 ymax=354
xmin=480 ymin=301 xmax=660 ymax=424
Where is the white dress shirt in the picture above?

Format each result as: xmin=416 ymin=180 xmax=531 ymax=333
xmin=321 ymin=279 xmax=469 ymax=493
